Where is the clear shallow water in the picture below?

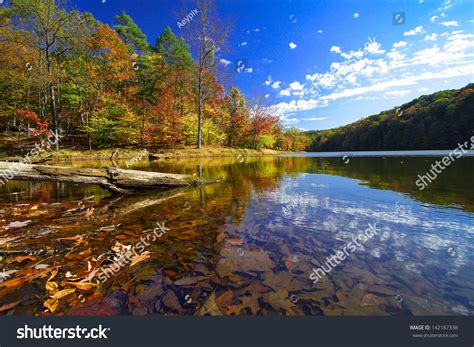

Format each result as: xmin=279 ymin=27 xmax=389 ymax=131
xmin=0 ymin=154 xmax=473 ymax=316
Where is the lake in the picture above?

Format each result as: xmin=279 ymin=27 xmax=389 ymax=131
xmin=0 ymin=152 xmax=473 ymax=316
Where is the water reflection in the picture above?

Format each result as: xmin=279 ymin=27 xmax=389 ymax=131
xmin=0 ymin=155 xmax=473 ymax=316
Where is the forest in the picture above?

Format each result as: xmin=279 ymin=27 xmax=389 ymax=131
xmin=0 ymin=0 xmax=309 ymax=154
xmin=306 ymin=84 xmax=474 ymax=152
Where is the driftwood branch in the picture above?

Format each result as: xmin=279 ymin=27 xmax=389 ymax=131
xmin=0 ymin=161 xmax=207 ymax=194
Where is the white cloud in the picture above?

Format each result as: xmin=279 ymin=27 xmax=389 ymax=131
xmin=254 ymin=28 xmax=260 ymax=32
xmin=341 ymin=50 xmax=364 ymax=60
xmin=430 ymin=15 xmax=439 ymax=22
xmin=444 ymin=32 xmax=474 ymax=53
xmin=317 ymin=30 xmax=323 ymax=34
xmin=245 ymin=67 xmax=253 ymax=73
xmin=289 ymin=42 xmax=297 ymax=49
xmin=219 ymin=59 xmax=232 ymax=66
xmin=386 ymin=90 xmax=412 ymax=97
xmin=273 ymin=99 xmax=321 ymax=114
xmin=418 ymin=88 xmax=429 ymax=92
xmin=289 ymin=81 xmax=304 ymax=91
xmin=320 ymin=64 xmax=474 ymax=101
xmin=404 ymin=26 xmax=424 ymax=36
xmin=265 ymin=94 xmax=270 ymax=98
xmin=387 ymin=50 xmax=406 ymax=61
xmin=262 ymin=58 xmax=273 ymax=64
xmin=330 ymin=45 xmax=341 ymax=53
xmin=393 ymin=41 xmax=407 ymax=48
xmin=280 ymin=89 xmax=291 ymax=96
xmin=302 ymin=117 xmax=328 ymax=121
xmin=440 ymin=21 xmax=459 ymax=27
xmin=424 ymin=33 xmax=438 ymax=41
xmin=440 ymin=0 xmax=452 ymax=10
xmin=365 ymin=40 xmax=385 ymax=55
xmin=271 ymin=81 xmax=281 ymax=89
xmin=264 ymin=75 xmax=272 ymax=86
xmin=353 ymin=13 xmax=359 ymax=19
xmin=239 ymin=41 xmax=248 ymax=46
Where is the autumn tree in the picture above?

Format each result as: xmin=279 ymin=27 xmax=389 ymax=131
xmin=224 ymin=87 xmax=249 ymax=147
xmin=7 ymin=0 xmax=84 ymax=150
xmin=184 ymin=0 xmax=229 ymax=148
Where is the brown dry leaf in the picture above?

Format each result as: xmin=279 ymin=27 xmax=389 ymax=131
xmin=263 ymin=290 xmax=295 ymax=311
xmin=216 ymin=249 xmax=274 ymax=277
xmin=227 ymin=293 xmax=260 ymax=315
xmin=57 ymin=235 xmax=86 ymax=248
xmin=44 ymin=298 xmax=59 ymax=313
xmin=130 ymin=251 xmax=151 ymax=267
xmin=284 ymin=255 xmax=295 ymax=271
xmin=47 ymin=268 xmax=59 ymax=282
xmin=29 ymin=210 xmax=49 ymax=217
xmin=45 ymin=268 xmax=59 ymax=294
xmin=0 ymin=300 xmax=21 ymax=313
xmin=183 ymin=230 xmax=199 ymax=238
xmin=123 ymin=230 xmax=138 ymax=237
xmin=216 ymin=232 xmax=225 ymax=243
xmin=177 ymin=235 xmax=191 ymax=240
xmin=45 ymin=281 xmax=59 ymax=294
xmin=244 ymin=282 xmax=272 ymax=294
xmin=161 ymin=290 xmax=181 ymax=310
xmin=174 ymin=276 xmax=208 ymax=286
xmin=64 ymin=248 xmax=92 ymax=261
xmin=263 ymin=272 xmax=309 ymax=292
xmin=44 ymin=288 xmax=76 ymax=313
xmin=13 ymin=255 xmax=37 ymax=263
xmin=215 ymin=290 xmax=233 ymax=311
xmin=360 ymin=294 xmax=385 ymax=307
xmin=226 ymin=239 xmax=244 ymax=246
xmin=54 ymin=288 xmax=77 ymax=300
xmin=226 ymin=304 xmax=243 ymax=315
xmin=62 ymin=281 xmax=97 ymax=291
xmin=197 ymin=292 xmax=222 ymax=316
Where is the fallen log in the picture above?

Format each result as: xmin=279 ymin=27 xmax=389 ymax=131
xmin=0 ymin=161 xmax=207 ymax=194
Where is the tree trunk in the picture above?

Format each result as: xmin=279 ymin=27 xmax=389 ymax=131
xmin=0 ymin=162 xmax=209 ymax=194
xmin=197 ymin=70 xmax=203 ymax=149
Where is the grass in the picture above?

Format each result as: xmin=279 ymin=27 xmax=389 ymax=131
xmin=0 ymin=146 xmax=289 ymax=162
xmin=50 ymin=147 xmax=287 ymax=161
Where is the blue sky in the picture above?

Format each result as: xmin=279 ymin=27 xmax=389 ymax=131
xmin=73 ymin=0 xmax=474 ymax=130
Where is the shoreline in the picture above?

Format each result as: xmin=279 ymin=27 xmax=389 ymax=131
xmin=0 ymin=147 xmax=291 ymax=163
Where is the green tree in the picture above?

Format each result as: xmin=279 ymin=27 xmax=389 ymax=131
xmin=114 ymin=11 xmax=150 ymax=53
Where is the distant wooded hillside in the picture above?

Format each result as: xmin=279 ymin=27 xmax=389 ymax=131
xmin=306 ymin=84 xmax=474 ymax=151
